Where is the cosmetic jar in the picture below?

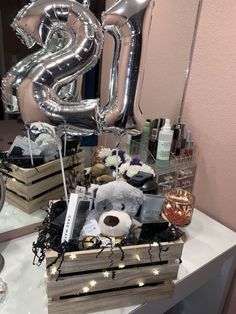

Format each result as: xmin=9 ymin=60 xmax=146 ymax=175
xmin=162 ymin=188 xmax=195 ymax=226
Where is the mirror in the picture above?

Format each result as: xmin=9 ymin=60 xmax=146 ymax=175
xmin=99 ymin=0 xmax=201 ymax=148
xmin=0 ymin=0 xmax=201 ymax=240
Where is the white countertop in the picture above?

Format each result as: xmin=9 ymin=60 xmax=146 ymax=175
xmin=0 ymin=209 xmax=236 ymax=314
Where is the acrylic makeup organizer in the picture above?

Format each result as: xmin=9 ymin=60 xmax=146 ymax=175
xmin=155 ymin=156 xmax=196 ymax=196
xmin=126 ymin=141 xmax=196 ymax=196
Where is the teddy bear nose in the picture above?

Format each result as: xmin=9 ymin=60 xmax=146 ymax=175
xmin=103 ymin=215 xmax=120 ymax=227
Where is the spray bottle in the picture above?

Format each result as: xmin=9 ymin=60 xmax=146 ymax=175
xmin=156 ymin=119 xmax=173 ymax=161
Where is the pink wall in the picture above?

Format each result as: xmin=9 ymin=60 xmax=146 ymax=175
xmin=182 ymin=0 xmax=236 ymax=312
xmin=183 ymin=0 xmax=236 ymax=233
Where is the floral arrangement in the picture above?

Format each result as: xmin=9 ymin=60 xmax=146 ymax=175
xmin=96 ymin=147 xmax=155 ymax=179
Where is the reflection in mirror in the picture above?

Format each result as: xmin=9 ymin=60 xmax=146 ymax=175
xmin=100 ymin=0 xmax=201 ymax=133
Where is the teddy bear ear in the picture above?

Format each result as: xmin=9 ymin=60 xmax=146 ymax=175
xmin=96 ymin=199 xmax=113 ymax=212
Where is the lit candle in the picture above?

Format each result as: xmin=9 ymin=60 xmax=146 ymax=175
xmin=163 ymin=188 xmax=195 ymax=226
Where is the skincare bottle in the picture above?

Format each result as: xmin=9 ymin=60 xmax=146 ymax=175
xmin=156 ymin=119 xmax=174 ymax=161
xmin=158 ymin=118 xmax=166 ymax=131
xmin=171 ymin=124 xmax=181 ymax=154
xmin=150 ymin=118 xmax=158 ymax=133
xmin=140 ymin=119 xmax=151 ymax=160
xmin=141 ymin=119 xmax=151 ymax=145
xmin=172 ymin=123 xmax=185 ymax=156
xmin=147 ymin=128 xmax=158 ymax=163
xmin=130 ymin=134 xmax=141 ymax=156
xmin=126 ymin=134 xmax=132 ymax=155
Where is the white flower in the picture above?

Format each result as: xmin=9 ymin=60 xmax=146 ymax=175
xmin=119 ymin=162 xmax=130 ymax=175
xmin=126 ymin=165 xmax=142 ymax=178
xmin=105 ymin=155 xmax=121 ymax=168
xmin=98 ymin=148 xmax=112 ymax=159
xmin=125 ymin=154 xmax=131 ymax=162
xmin=141 ymin=164 xmax=156 ymax=177
xmin=122 ymin=162 xmax=156 ymax=179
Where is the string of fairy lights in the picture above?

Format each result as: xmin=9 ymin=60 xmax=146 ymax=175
xmin=48 ymin=241 xmax=163 ymax=294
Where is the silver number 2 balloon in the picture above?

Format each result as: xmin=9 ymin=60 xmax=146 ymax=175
xmin=10 ymin=0 xmax=103 ymax=135
xmin=1 ymin=33 xmax=77 ymax=114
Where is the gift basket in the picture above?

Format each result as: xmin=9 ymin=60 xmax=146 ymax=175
xmin=33 ymin=180 xmax=184 ymax=313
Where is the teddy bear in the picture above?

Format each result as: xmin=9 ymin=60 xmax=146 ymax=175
xmin=82 ymin=181 xmax=145 ymax=239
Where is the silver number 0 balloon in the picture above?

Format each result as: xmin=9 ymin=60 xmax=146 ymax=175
xmin=11 ymin=0 xmax=103 ymax=135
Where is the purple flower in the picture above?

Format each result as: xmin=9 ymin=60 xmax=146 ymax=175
xmin=130 ymin=158 xmax=142 ymax=166
xmin=123 ymin=170 xmax=129 ymax=180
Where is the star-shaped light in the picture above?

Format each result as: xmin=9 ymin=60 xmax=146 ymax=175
xmin=90 ymin=280 xmax=97 ymax=287
xmin=118 ymin=263 xmax=125 ymax=269
xmin=153 ymin=269 xmax=160 ymax=276
xmin=50 ymin=266 xmax=57 ymax=275
xmin=83 ymin=286 xmax=90 ymax=293
xmin=69 ymin=253 xmax=77 ymax=260
xmin=136 ymin=254 xmax=141 ymax=262
xmin=138 ymin=281 xmax=145 ymax=287
xmin=103 ymin=271 xmax=110 ymax=278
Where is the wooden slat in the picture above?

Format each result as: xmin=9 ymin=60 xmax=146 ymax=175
xmin=47 ymin=261 xmax=179 ymax=299
xmin=6 ymin=186 xmax=64 ymax=213
xmin=0 ymin=222 xmax=42 ymax=243
xmin=46 ymin=240 xmax=184 ymax=273
xmin=6 ymin=173 xmax=63 ymax=199
xmin=48 ymin=281 xmax=174 ymax=314
xmin=5 ymin=164 xmax=83 ymax=199
xmin=6 ymin=151 xmax=84 ymax=184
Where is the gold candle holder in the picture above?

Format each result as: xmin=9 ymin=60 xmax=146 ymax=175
xmin=162 ymin=188 xmax=195 ymax=227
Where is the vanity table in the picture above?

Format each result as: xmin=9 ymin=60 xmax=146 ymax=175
xmin=0 ymin=209 xmax=235 ymax=314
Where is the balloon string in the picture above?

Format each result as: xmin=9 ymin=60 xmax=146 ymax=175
xmin=57 ymin=138 xmax=69 ymax=206
xmin=115 ymin=134 xmax=121 ymax=181
xmin=116 ymin=147 xmax=118 ymax=181
xmin=63 ymin=133 xmax=67 ymax=157
xmin=26 ymin=126 xmax=34 ymax=167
